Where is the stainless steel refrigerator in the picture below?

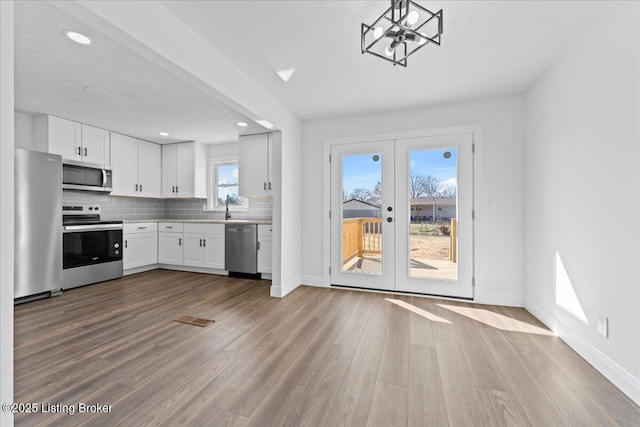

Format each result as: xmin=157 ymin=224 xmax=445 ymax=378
xmin=14 ymin=148 xmax=62 ymax=299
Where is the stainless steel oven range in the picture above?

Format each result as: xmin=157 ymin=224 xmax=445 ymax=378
xmin=62 ymin=204 xmax=123 ymax=289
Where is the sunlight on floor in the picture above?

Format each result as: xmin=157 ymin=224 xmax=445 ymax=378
xmin=437 ymin=304 xmax=555 ymax=336
xmin=555 ymin=251 xmax=588 ymax=324
xmin=385 ymin=298 xmax=452 ymax=323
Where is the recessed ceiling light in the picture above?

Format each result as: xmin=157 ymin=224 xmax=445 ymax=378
xmin=237 ymin=122 xmax=248 ymax=127
xmin=256 ymin=119 xmax=274 ymax=129
xmin=276 ymin=68 xmax=296 ymax=83
xmin=84 ymin=86 xmax=108 ymax=96
xmin=159 ymin=132 xmax=169 ymax=136
xmin=64 ymin=30 xmax=91 ymax=45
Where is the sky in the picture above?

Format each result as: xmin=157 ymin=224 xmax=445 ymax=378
xmin=342 ymin=147 xmax=458 ymax=196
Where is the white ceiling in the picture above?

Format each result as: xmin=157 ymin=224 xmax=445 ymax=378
xmin=162 ymin=0 xmax=606 ymax=120
xmin=14 ymin=1 xmax=607 ymax=143
xmin=14 ymin=1 xmax=266 ymax=144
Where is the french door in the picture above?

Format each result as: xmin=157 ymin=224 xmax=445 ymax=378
xmin=330 ymin=133 xmax=474 ymax=298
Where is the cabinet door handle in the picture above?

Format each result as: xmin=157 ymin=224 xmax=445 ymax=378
xmin=257 ymin=241 xmax=260 ymax=250
xmin=124 ymin=240 xmax=127 ymax=248
xmin=199 ymin=239 xmax=202 ymax=247
xmin=179 ymin=238 xmax=182 ymax=246
xmin=135 ymin=184 xmax=138 ymax=191
xmin=203 ymin=239 xmax=206 ymax=247
xmin=268 ymin=182 xmax=271 ymax=190
xmin=139 ymin=184 xmax=143 ymax=192
xmin=264 ymin=182 xmax=267 ymax=190
xmin=172 ymin=186 xmax=175 ymax=193
xmin=77 ymin=147 xmax=81 ymax=156
xmin=84 ymin=147 xmax=88 ymax=156
xmin=137 ymin=226 xmax=147 ymax=230
xmin=166 ymin=226 xmax=173 ymax=229
xmin=176 ymin=186 xmax=179 ymax=193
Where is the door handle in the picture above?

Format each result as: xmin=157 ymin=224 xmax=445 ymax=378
xmin=125 ymin=240 xmax=127 ymax=248
xmin=268 ymin=182 xmax=271 ymax=190
xmin=84 ymin=147 xmax=88 ymax=156
xmin=176 ymin=186 xmax=179 ymax=193
xmin=135 ymin=184 xmax=138 ymax=191
xmin=77 ymin=147 xmax=81 ymax=156
xmin=199 ymin=239 xmax=202 ymax=247
xmin=257 ymin=241 xmax=261 ymax=250
xmin=179 ymin=238 xmax=182 ymax=246
xmin=139 ymin=184 xmax=142 ymax=192
xmin=203 ymin=239 xmax=206 ymax=247
xmin=172 ymin=186 xmax=175 ymax=193
xmin=264 ymin=182 xmax=266 ymax=190
xmin=387 ymin=217 xmax=393 ymax=222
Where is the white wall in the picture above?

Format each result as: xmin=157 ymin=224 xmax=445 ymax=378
xmin=525 ymin=4 xmax=640 ymax=402
xmin=0 ymin=2 xmax=14 ymax=426
xmin=301 ymin=94 xmax=526 ymax=306
xmin=14 ymin=110 xmax=36 ymax=150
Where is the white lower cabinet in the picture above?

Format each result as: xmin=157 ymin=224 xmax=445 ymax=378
xmin=183 ymin=224 xmax=225 ymax=269
xmin=258 ymin=224 xmax=273 ymax=274
xmin=158 ymin=223 xmax=184 ymax=265
xmin=123 ymin=223 xmax=158 ymax=270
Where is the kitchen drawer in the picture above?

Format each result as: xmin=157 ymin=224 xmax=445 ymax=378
xmin=184 ymin=223 xmax=225 ymax=235
xmin=159 ymin=222 xmax=183 ymax=232
xmin=258 ymin=224 xmax=273 ymax=236
xmin=124 ymin=222 xmax=157 ymax=234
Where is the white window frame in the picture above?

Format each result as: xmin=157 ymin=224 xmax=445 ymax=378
xmin=206 ymin=158 xmax=249 ymax=211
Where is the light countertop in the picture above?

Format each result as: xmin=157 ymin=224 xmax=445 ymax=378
xmin=124 ymin=219 xmax=272 ymax=225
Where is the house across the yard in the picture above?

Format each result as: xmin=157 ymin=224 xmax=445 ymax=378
xmin=411 ymin=196 xmax=456 ymax=221
xmin=343 ymin=198 xmax=381 ymax=219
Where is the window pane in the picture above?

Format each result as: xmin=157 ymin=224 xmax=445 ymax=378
xmin=218 ymin=163 xmax=239 ymax=185
xmin=217 ymin=185 xmax=243 ymax=206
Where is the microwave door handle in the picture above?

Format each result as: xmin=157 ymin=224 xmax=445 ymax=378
xmin=102 ymin=169 xmax=107 ymax=186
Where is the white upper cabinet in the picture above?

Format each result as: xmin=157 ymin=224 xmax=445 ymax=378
xmin=111 ymin=132 xmax=161 ymax=198
xmin=45 ymin=116 xmax=82 ymax=161
xmin=37 ymin=115 xmax=110 ymax=165
xmin=137 ymin=140 xmax=161 ymax=198
xmin=162 ymin=142 xmax=207 ymax=198
xmin=111 ymin=133 xmax=138 ymax=197
xmin=239 ymin=133 xmax=272 ymax=197
xmin=81 ymin=124 xmax=110 ymax=165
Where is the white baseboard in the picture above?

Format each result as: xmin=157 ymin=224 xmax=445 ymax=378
xmin=123 ymin=265 xmax=159 ymax=276
xmin=301 ymin=275 xmax=326 ymax=287
xmin=270 ymin=285 xmax=282 ymax=298
xmin=481 ymin=293 xmax=525 ymax=307
xmin=525 ymin=298 xmax=640 ymax=406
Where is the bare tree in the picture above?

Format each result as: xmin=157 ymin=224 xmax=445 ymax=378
xmin=423 ymin=175 xmax=441 ymax=196
xmin=349 ymin=187 xmax=373 ymax=202
xmin=409 ymin=172 xmax=440 ymax=197
xmin=440 ymin=183 xmax=457 ymax=197
xmin=369 ymin=181 xmax=382 ymax=206
xmin=409 ymin=172 xmax=428 ymax=198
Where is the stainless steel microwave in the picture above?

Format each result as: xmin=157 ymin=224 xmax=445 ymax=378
xmin=62 ymin=160 xmax=113 ymax=193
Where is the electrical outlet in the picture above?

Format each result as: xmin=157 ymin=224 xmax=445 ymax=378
xmin=597 ymin=316 xmax=609 ymax=338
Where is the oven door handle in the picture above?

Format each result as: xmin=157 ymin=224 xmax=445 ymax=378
xmin=63 ymin=224 xmax=123 ymax=233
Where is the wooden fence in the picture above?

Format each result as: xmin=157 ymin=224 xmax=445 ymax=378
xmin=342 ymin=218 xmax=382 ymax=263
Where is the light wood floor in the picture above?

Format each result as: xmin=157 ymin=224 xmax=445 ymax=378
xmin=14 ymin=270 xmax=640 ymax=426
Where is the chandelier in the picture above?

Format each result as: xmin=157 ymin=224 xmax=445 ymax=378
xmin=361 ymin=0 xmax=443 ymax=67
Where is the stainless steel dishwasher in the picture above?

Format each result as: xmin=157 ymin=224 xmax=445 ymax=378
xmin=225 ymin=223 xmax=258 ymax=274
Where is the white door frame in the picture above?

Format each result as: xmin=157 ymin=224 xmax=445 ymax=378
xmin=322 ymin=124 xmax=483 ymax=301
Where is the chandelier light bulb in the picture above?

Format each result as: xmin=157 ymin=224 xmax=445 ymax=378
xmin=385 ymin=45 xmax=395 ymax=57
xmin=406 ymin=11 xmax=419 ymax=26
xmin=373 ymin=27 xmax=384 ymax=39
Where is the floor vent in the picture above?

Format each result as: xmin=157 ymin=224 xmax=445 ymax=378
xmin=174 ymin=315 xmax=215 ymax=327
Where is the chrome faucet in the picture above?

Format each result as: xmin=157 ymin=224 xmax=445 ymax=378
xmin=225 ymin=195 xmax=231 ymax=220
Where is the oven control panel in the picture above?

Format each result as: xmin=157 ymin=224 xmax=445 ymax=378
xmin=62 ymin=204 xmax=102 ymax=215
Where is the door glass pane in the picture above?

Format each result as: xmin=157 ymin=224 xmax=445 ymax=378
xmin=341 ymin=153 xmax=383 ymax=275
xmin=408 ymin=147 xmax=458 ymax=280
